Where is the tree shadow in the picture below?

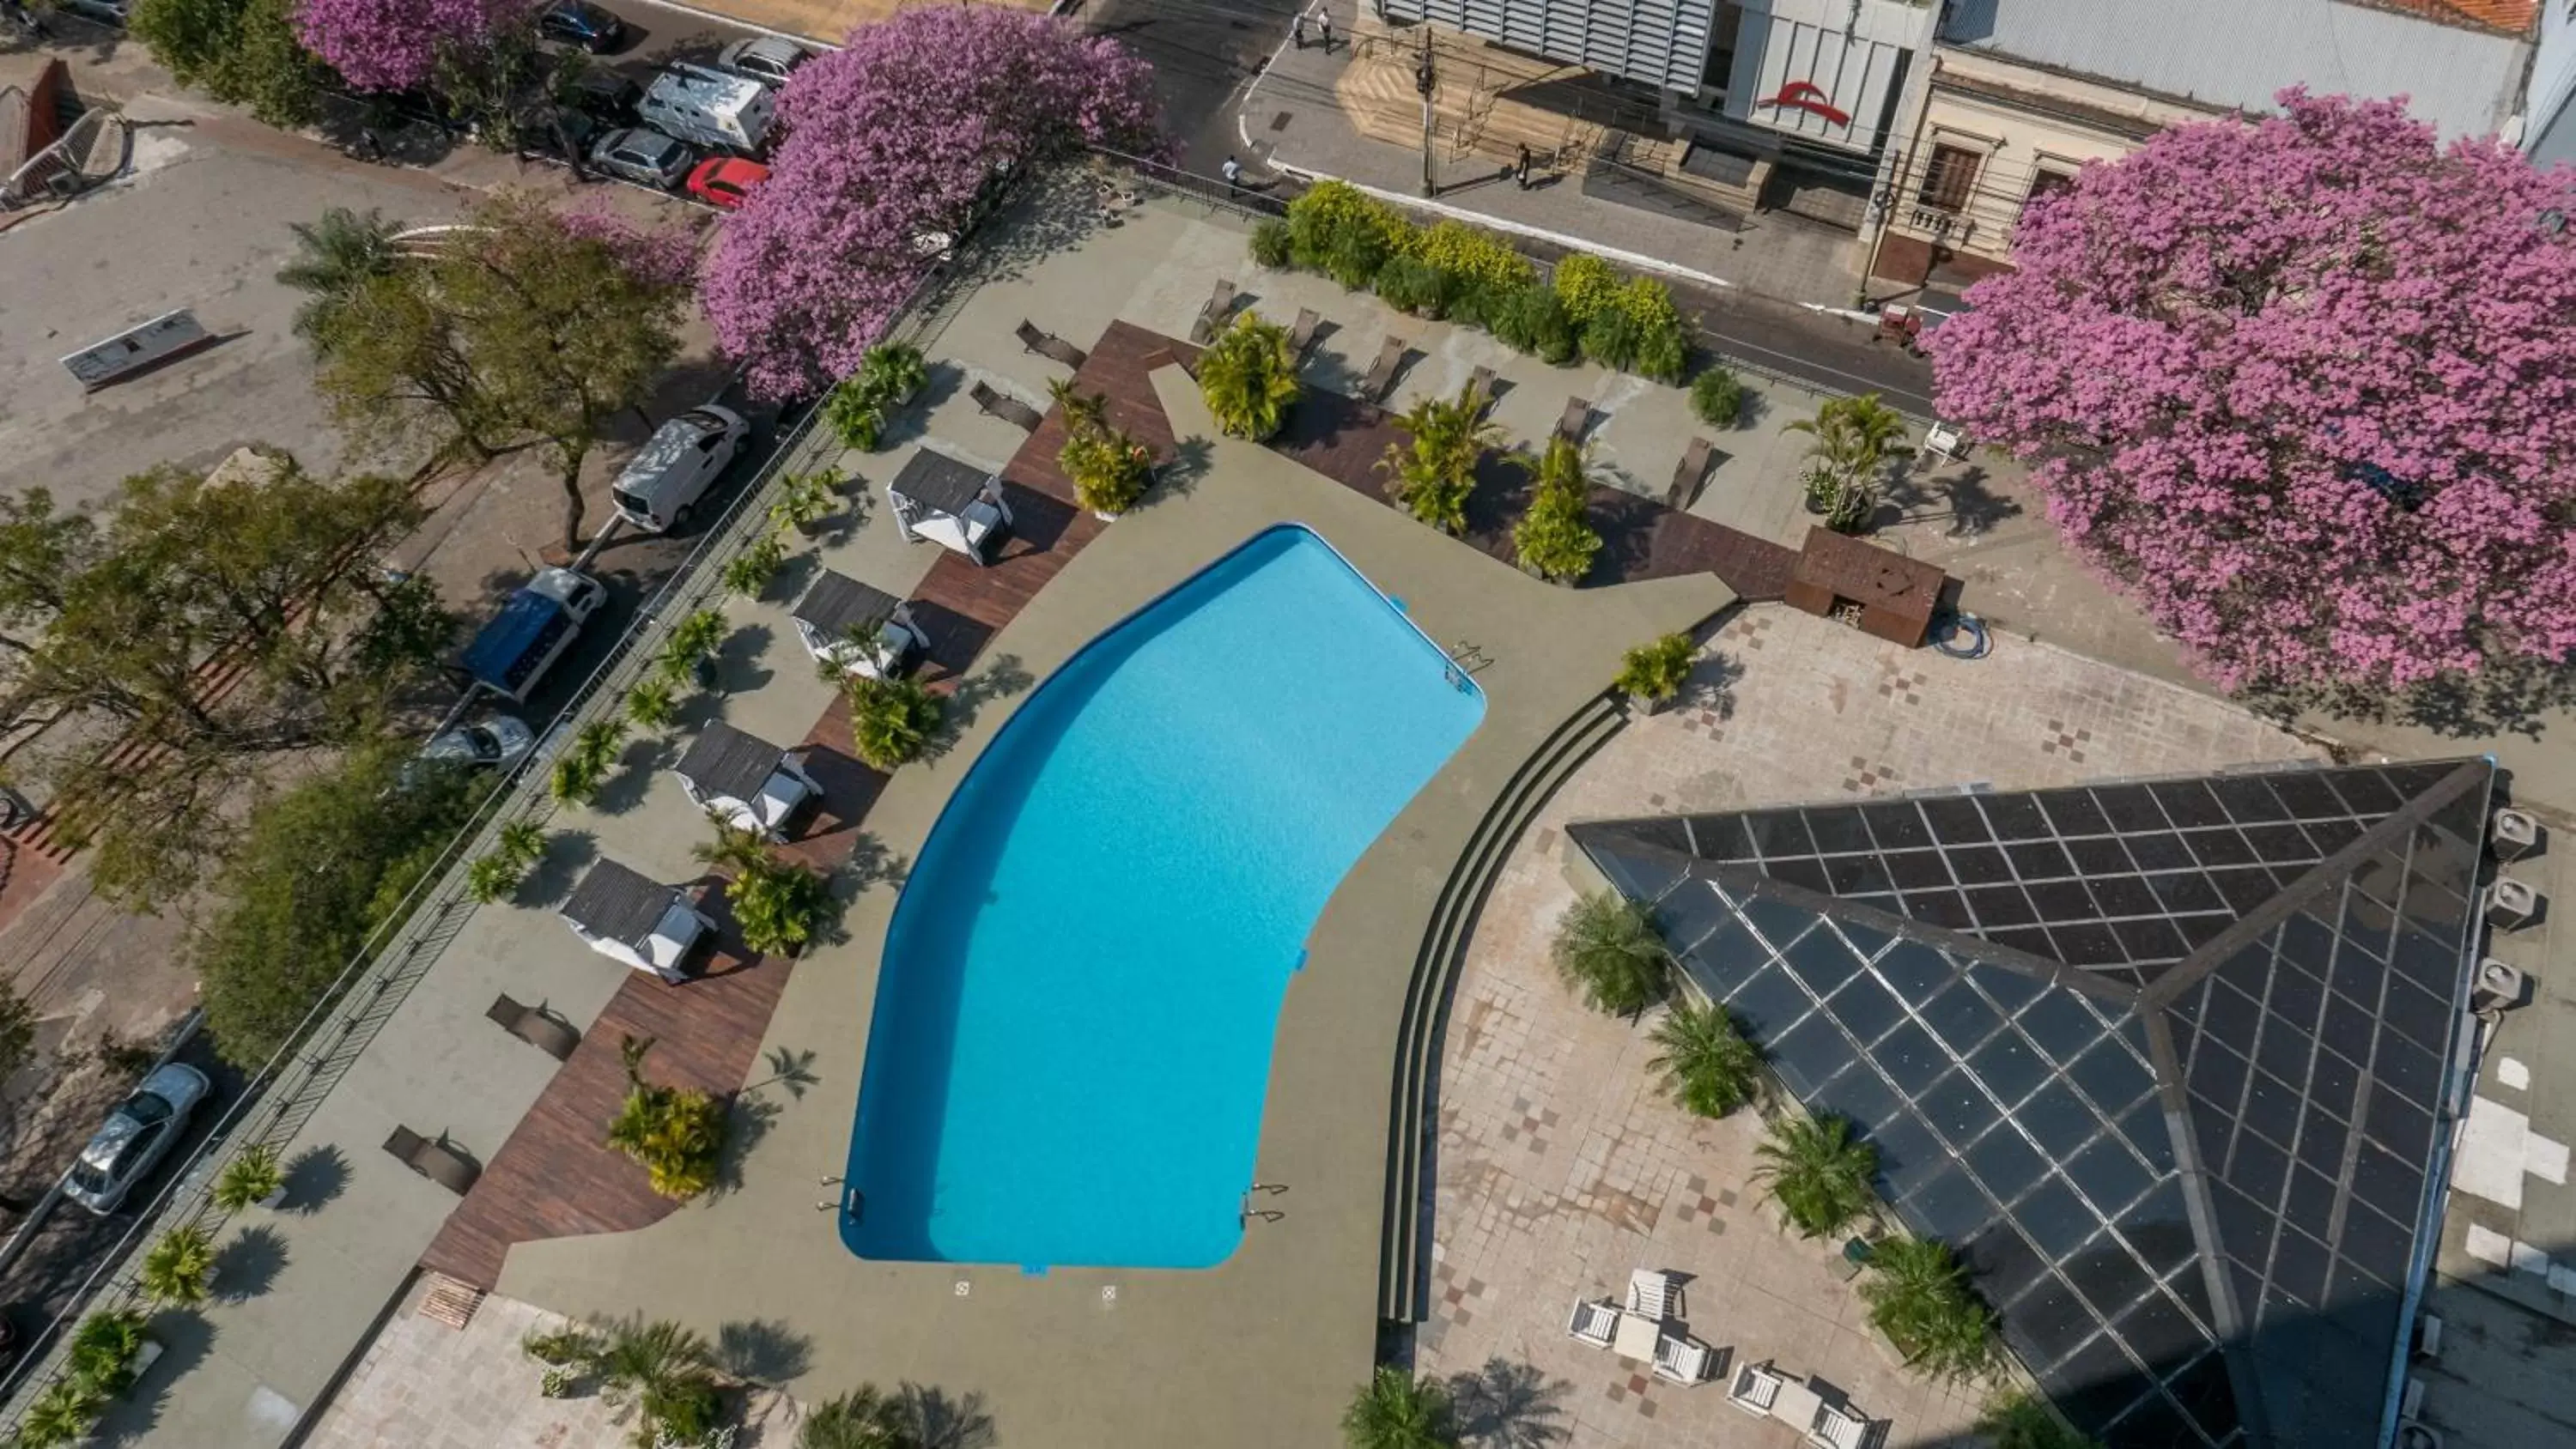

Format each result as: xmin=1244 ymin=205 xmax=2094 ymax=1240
xmin=88 ymin=1308 xmax=217 ymax=1447
xmin=713 ymin=1091 xmax=783 ymax=1198
xmin=1443 ymin=1357 xmax=1571 ymax=1449
xmin=279 ymin=1143 xmax=349 ymax=1216
xmin=212 ymin=1224 xmax=289 ymax=1303
xmin=943 ymin=652 xmax=1035 ymax=732
xmin=2244 ymin=655 xmax=2576 ymax=743
xmin=589 ymin=734 xmax=677 ymax=817
xmin=1147 ymin=435 xmax=1216 ymax=503
xmin=715 ymin=1318 xmax=812 ymax=1385
xmin=1680 ymin=650 xmax=1746 ymax=718
xmin=1880 ymin=463 xmax=2020 ymax=537
xmin=746 ymin=1046 xmax=820 ymax=1100
xmin=522 ymin=828 xmax=598 ymax=908
xmin=902 ymin=1383 xmax=997 ymax=1449
xmin=710 ymin=622 xmax=777 ymax=696
xmin=843 ymin=834 xmax=909 ymax=894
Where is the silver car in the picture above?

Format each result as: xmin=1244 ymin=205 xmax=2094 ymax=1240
xmin=66 ymin=1064 xmax=211 ymax=1215
xmin=421 ymin=715 xmax=537 ymax=773
xmin=716 ymin=35 xmax=809 ymax=88
xmin=589 ymin=126 xmax=696 ymax=190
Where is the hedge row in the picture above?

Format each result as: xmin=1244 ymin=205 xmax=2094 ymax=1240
xmin=1250 ymin=181 xmax=1690 ymax=383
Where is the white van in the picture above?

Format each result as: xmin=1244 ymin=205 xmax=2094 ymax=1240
xmin=611 ymin=405 xmax=750 ymax=533
xmin=639 ymin=64 xmax=775 ymax=155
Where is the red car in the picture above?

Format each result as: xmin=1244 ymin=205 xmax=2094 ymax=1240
xmin=686 ymin=157 xmax=769 ymax=210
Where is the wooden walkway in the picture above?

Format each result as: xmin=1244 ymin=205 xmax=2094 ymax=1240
xmin=411 ymin=324 xmax=1174 ymax=1291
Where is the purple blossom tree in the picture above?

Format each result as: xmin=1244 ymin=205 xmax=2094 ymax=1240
xmin=295 ymin=0 xmax=529 ymax=94
xmin=1928 ymin=89 xmax=2576 ymax=694
xmin=702 ymin=6 xmax=1165 ymax=399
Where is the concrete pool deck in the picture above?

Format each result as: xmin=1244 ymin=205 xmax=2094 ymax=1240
xmin=495 ymin=365 xmax=1734 ymax=1447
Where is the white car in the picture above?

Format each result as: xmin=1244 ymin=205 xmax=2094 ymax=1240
xmin=413 ymin=715 xmax=536 ymax=776
xmin=66 ymin=1064 xmax=211 ymax=1215
xmin=611 ymin=406 xmax=750 ymax=533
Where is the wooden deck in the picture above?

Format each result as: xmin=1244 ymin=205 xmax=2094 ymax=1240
xmin=410 ymin=325 xmax=1172 ymax=1291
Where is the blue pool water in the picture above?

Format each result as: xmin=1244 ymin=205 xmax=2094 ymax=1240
xmin=841 ymin=525 xmax=1484 ymax=1270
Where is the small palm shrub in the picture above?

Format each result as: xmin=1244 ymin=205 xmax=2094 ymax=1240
xmin=769 ymin=466 xmax=841 ymax=536
xmin=1691 ymin=366 xmax=1745 ymax=428
xmin=212 ymin=1143 xmax=286 ymax=1211
xmin=1649 ymin=998 xmax=1762 ymax=1118
xmin=1249 ymin=217 xmax=1293 ymax=270
xmin=15 ymin=1375 xmax=106 ymax=1449
xmin=1753 ymin=1112 xmax=1879 ymax=1239
xmin=1060 ymin=417 xmax=1156 ymax=516
xmin=524 ymin=1325 xmax=603 ymax=1368
xmin=799 ymin=1385 xmax=916 ymax=1449
xmin=1511 ymin=438 xmax=1601 ymax=585
xmin=1789 ymin=392 xmax=1911 ymax=536
xmin=625 ymin=674 xmax=680 ymax=732
xmin=656 ymin=608 xmax=730 ymax=684
xmin=1615 ymin=632 xmax=1695 ymax=703
xmin=586 ymin=1314 xmax=725 ymax=1449
xmin=1486 ymin=282 xmax=1576 ymax=364
xmin=824 ymin=343 xmax=929 ymax=452
xmin=1380 ymin=384 xmax=1498 ymax=537
xmin=68 ymin=1308 xmax=149 ymax=1397
xmin=1862 ymin=1235 xmax=1998 ymax=1382
xmin=696 ymin=821 xmax=835 ymax=956
xmin=1196 ymin=311 xmax=1303 ymax=442
xmin=1551 ymin=890 xmax=1668 ymax=1016
xmin=1373 ymin=254 xmax=1450 ymax=318
xmin=605 ymin=1037 xmax=727 ymax=1201
xmin=140 ymin=1223 xmax=217 ymax=1307
xmin=1978 ymin=1391 xmax=2105 ymax=1449
xmin=723 ymin=532 xmax=788 ymax=598
xmin=549 ymin=718 xmax=628 ymax=806
xmin=1340 ymin=1366 xmax=1456 ymax=1449
xmin=467 ymin=818 xmax=550 ymax=904
xmin=846 ymin=675 xmax=943 ymax=771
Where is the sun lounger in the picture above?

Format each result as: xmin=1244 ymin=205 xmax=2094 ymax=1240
xmin=486 ymin=993 xmax=580 ymax=1062
xmin=1565 ymin=1297 xmax=1618 ymax=1349
xmin=1667 ymin=436 xmax=1715 ymax=511
xmin=1810 ymin=1404 xmax=1868 ymax=1449
xmin=1728 ymin=1361 xmax=1784 ymax=1416
xmin=971 ymin=379 xmax=1043 ymax=433
xmin=1554 ymin=396 xmax=1590 ymax=443
xmin=1359 ymin=335 xmax=1407 ymax=403
xmin=1652 ymin=1330 xmax=1716 ymax=1385
xmin=1627 ymin=1267 xmax=1680 ymax=1320
xmin=1188 ymin=278 xmax=1238 ymax=345
xmin=1015 ymin=319 xmax=1088 ymax=369
xmin=384 ymin=1126 xmax=479 ymax=1196
xmin=1287 ymin=307 xmax=1321 ymax=358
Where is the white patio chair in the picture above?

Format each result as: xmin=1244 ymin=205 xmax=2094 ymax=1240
xmin=1810 ymin=1404 xmax=1868 ymax=1449
xmin=1728 ymin=1361 xmax=1783 ymax=1416
xmin=1923 ymin=419 xmax=1966 ymax=464
xmin=1565 ymin=1296 xmax=1617 ymax=1349
xmin=1625 ymin=1267 xmax=1680 ymax=1320
xmin=1651 ymin=1329 xmax=1714 ymax=1385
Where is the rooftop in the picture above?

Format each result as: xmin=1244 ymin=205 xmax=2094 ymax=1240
xmin=672 ymin=721 xmax=792 ymax=807
xmin=557 ymin=858 xmax=682 ymax=945
xmin=788 ymin=568 xmax=902 ymax=641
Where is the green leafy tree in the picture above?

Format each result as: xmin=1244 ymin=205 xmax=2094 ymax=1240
xmin=1196 ymin=311 xmax=1303 ymax=441
xmin=550 ymin=718 xmax=629 ymax=807
xmin=0 ymin=461 xmax=448 ymax=907
xmin=695 ymin=819 xmax=835 ymax=956
xmin=131 ymin=0 xmax=328 ymax=127
xmin=798 ymin=1385 xmax=918 ymax=1449
xmin=1340 ymin=1367 xmax=1456 ymax=1449
xmin=1861 ymin=1235 xmax=1998 ymax=1383
xmin=212 ymin=1143 xmax=286 ymax=1211
xmin=1614 ymin=632 xmax=1695 ymax=703
xmin=1752 ymin=1113 xmax=1879 ymax=1240
xmin=1978 ymin=1391 xmax=2105 ymax=1449
xmin=1648 ymin=998 xmax=1761 ymax=1118
xmin=140 ymin=1223 xmax=217 ymax=1307
xmin=1690 ymin=366 xmax=1745 ymax=428
xmin=1787 ymin=393 xmax=1911 ymax=536
xmin=844 ymin=675 xmax=943 ymax=771
xmin=605 ymin=1038 xmax=729 ymax=1202
xmin=1379 ymin=385 xmax=1499 ymax=537
xmin=1550 ymin=890 xmax=1668 ymax=1016
xmin=1511 ymin=437 xmax=1601 ymax=585
xmin=191 ymin=743 xmax=478 ymax=1066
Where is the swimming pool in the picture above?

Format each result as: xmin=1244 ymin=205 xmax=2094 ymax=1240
xmin=842 ymin=525 xmax=1484 ymax=1270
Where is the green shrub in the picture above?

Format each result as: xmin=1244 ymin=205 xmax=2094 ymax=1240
xmin=1511 ymin=438 xmax=1601 ymax=585
xmin=1552 ymin=252 xmax=1622 ymax=324
xmin=1648 ymin=998 xmax=1761 ymax=1117
xmin=465 ymin=818 xmax=548 ymax=904
xmin=1060 ymin=422 xmax=1155 ymax=515
xmin=1373 ymin=254 xmax=1452 ymax=318
xmin=1552 ymin=891 xmax=1668 ymax=1016
xmin=655 ymin=609 xmax=729 ymax=684
xmin=624 ymin=675 xmax=680 ymax=732
xmin=821 ymin=344 xmax=927 ymax=453
xmin=768 ymin=466 xmax=841 ymax=536
xmin=1486 ymin=283 xmax=1577 ymax=364
xmin=140 ymin=1223 xmax=216 ymax=1307
xmin=68 ymin=1309 xmax=149 ymax=1397
xmin=1249 ymin=217 xmax=1293 ymax=269
xmin=213 ymin=1142 xmax=286 ymax=1210
xmin=1579 ymin=302 xmax=1644 ymax=371
xmin=1754 ymin=1113 xmax=1879 ymax=1239
xmin=605 ymin=1037 xmax=727 ymax=1201
xmin=696 ymin=821 xmax=836 ymax=957
xmin=722 ymin=533 xmax=787 ymax=599
xmin=548 ymin=718 xmax=628 ymax=807
xmin=1406 ymin=219 xmax=1534 ymax=298
xmin=1690 ymin=366 xmax=1745 ymax=428
xmin=822 ymin=376 xmax=889 ymax=452
xmin=15 ymin=1374 xmax=106 ymax=1449
xmin=1378 ymin=384 xmax=1501 ymax=537
xmin=1285 ymin=179 xmax=1410 ymax=287
xmin=844 ymin=675 xmax=945 ymax=770
xmin=1195 ymin=311 xmax=1303 ymax=442
xmin=1634 ymin=314 xmax=1689 ymax=383
xmin=1615 ymin=632 xmax=1696 ymax=701
xmin=1861 ymin=1236 xmax=1998 ymax=1382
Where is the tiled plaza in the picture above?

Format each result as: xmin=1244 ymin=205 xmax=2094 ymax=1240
xmin=1415 ymin=605 xmax=2318 ymax=1447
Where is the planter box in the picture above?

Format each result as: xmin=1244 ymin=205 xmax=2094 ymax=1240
xmin=132 ymin=1337 xmax=165 ymax=1379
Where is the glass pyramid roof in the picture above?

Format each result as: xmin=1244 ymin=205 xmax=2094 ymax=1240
xmin=1569 ymin=759 xmax=2496 ymax=1449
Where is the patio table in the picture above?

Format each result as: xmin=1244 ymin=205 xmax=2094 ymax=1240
xmin=1611 ymin=1310 xmax=1662 ymax=1361
xmin=1771 ymin=1379 xmax=1824 ymax=1428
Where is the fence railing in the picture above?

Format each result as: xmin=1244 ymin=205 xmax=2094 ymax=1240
xmin=1090 ymin=146 xmax=1290 ymax=221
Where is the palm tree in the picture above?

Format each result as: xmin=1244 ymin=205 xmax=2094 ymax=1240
xmin=549 ymin=718 xmax=629 ymax=806
xmin=1751 ymin=1113 xmax=1879 ymax=1240
xmin=693 ymin=815 xmax=774 ymax=876
xmin=799 ymin=1385 xmax=919 ymax=1449
xmin=1340 ymin=1367 xmax=1457 ymax=1449
xmin=1550 ymin=890 xmax=1669 ymax=1016
xmin=139 ymin=1223 xmax=216 ymax=1307
xmin=587 ymin=1313 xmax=723 ymax=1431
xmin=1510 ymin=437 xmax=1601 ymax=584
xmin=1860 ymin=1235 xmax=1998 ymax=1382
xmin=1196 ymin=311 xmax=1302 ymax=441
xmin=1648 ymin=998 xmax=1762 ymax=1118
xmin=1379 ymin=385 xmax=1501 ymax=536
xmin=1785 ymin=393 xmax=1911 ymax=533
xmin=277 ymin=207 xmax=402 ymax=343
xmin=845 ymin=675 xmax=944 ymax=770
xmin=1047 ymin=377 xmax=1109 ymax=436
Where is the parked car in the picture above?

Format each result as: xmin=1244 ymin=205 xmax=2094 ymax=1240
xmin=611 ymin=406 xmax=751 ymax=532
xmin=716 ymin=35 xmax=811 ymax=88
xmin=536 ymin=0 xmax=623 ymax=52
xmin=562 ymin=68 xmax=643 ymax=124
xmin=65 ymin=1064 xmax=212 ymax=1215
xmin=639 ymin=63 xmax=775 ymax=155
xmin=463 ymin=568 xmax=609 ymax=704
xmin=589 ymin=126 xmax=696 ymax=190
xmin=423 ymin=715 xmax=537 ymax=772
xmin=55 ymin=0 xmax=128 ymax=23
xmin=686 ymin=157 xmax=769 ymax=210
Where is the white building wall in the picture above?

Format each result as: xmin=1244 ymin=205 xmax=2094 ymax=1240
xmin=1725 ymin=0 xmax=1937 ymax=154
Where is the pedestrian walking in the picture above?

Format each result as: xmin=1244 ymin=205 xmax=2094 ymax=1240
xmin=1221 ymin=155 xmax=1243 ymax=195
xmin=1317 ymin=9 xmax=1334 ymax=52
xmin=1291 ymin=13 xmax=1305 ymax=47
xmin=1515 ymin=143 xmax=1532 ymax=190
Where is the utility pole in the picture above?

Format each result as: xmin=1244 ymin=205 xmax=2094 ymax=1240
xmin=1416 ymin=27 xmax=1437 ymax=197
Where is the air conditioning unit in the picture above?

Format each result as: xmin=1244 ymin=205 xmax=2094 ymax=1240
xmin=2473 ymin=961 xmax=2529 ymax=1014
xmin=2415 ymin=1313 xmax=2444 ymax=1361
xmin=2485 ymin=877 xmax=2541 ymax=931
xmin=2492 ymin=808 xmax=2541 ymax=863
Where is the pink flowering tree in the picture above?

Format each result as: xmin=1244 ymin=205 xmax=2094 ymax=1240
xmin=1929 ymin=89 xmax=2576 ymax=696
xmin=703 ymin=7 xmax=1165 ymax=398
xmin=295 ymin=0 xmax=531 ymax=94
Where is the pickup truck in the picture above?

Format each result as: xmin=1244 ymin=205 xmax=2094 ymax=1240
xmin=461 ymin=567 xmax=608 ymax=703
